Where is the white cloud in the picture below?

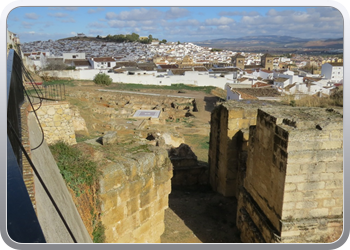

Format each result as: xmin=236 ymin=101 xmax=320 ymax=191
xmin=48 ymin=12 xmax=69 ymax=18
xmin=219 ymin=11 xmax=260 ymax=17
xmin=205 ymin=17 xmax=235 ymax=26
xmin=25 ymin=13 xmax=39 ymax=20
xmin=165 ymin=7 xmax=190 ymax=20
xmin=106 ymin=8 xmax=161 ymax=21
xmin=88 ymin=8 xmax=105 ymax=14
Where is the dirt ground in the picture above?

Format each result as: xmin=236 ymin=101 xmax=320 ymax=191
xmin=161 ymin=185 xmax=241 ymax=243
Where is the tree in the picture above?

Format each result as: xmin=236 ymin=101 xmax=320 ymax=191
xmin=148 ymin=34 xmax=153 ymax=41
xmin=93 ymin=73 xmax=112 ymax=86
xmin=160 ymin=39 xmax=167 ymax=44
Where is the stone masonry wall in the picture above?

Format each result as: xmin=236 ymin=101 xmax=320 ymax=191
xmin=209 ymin=101 xmax=277 ymax=197
xmin=99 ymin=147 xmax=173 ymax=243
xmin=33 ymin=102 xmax=76 ymax=145
xmin=236 ymin=107 xmax=343 ymax=243
xmin=21 ymin=102 xmax=36 ymax=210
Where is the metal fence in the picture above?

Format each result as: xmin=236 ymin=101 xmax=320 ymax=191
xmin=7 ymin=49 xmax=46 ymax=243
xmin=42 ymin=84 xmax=66 ymax=101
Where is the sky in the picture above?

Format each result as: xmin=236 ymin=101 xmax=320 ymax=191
xmin=6 ymin=6 xmax=345 ymax=44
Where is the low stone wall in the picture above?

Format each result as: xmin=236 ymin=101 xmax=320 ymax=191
xmin=34 ymin=102 xmax=76 ymax=145
xmin=99 ymin=147 xmax=173 ymax=243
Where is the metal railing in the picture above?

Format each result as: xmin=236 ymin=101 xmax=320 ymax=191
xmin=7 ymin=49 xmax=46 ymax=243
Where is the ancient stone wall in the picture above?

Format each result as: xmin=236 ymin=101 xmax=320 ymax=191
xmin=208 ymin=101 xmax=275 ymax=197
xmin=34 ymin=102 xmax=77 ymax=145
xmin=236 ymin=107 xmax=343 ymax=243
xmin=99 ymin=147 xmax=173 ymax=243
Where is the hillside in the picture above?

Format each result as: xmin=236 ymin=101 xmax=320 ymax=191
xmin=193 ymin=35 xmax=343 ymax=53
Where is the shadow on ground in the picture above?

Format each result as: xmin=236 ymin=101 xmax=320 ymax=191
xmin=161 ymin=185 xmax=241 ymax=243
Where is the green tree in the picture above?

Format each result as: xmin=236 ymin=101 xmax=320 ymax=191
xmin=93 ymin=73 xmax=112 ymax=86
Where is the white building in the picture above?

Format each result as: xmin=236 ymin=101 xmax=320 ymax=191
xmin=88 ymin=57 xmax=117 ymax=69
xmin=321 ymin=62 xmax=343 ymax=83
xmin=63 ymin=52 xmax=86 ymax=60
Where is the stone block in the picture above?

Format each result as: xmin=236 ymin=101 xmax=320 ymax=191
xmin=300 ymin=162 xmax=326 ymax=174
xmin=115 ymin=231 xmax=134 ymax=243
xmin=325 ymin=180 xmax=343 ymax=190
xmin=102 ymin=206 xmax=126 ymax=224
xmin=304 ymin=190 xmax=332 ymax=200
xmin=244 ymin=109 xmax=258 ymax=119
xmin=139 ymin=206 xmax=151 ymax=223
xmin=228 ymin=120 xmax=239 ymax=131
xmin=323 ymin=199 xmax=336 ymax=207
xmin=330 ymin=130 xmax=343 ymax=139
xmin=330 ymin=207 xmax=343 ymax=216
xmin=320 ymin=141 xmax=343 ymax=150
xmin=283 ymin=191 xmax=305 ymax=202
xmin=296 ymin=201 xmax=318 ymax=209
xmin=282 ymin=209 xmax=307 ymax=220
xmin=332 ymin=189 xmax=343 ymax=198
xmin=281 ymin=230 xmax=300 ymax=237
xmin=316 ymin=150 xmax=340 ymax=162
xmin=288 ymin=151 xmax=317 ymax=164
xmin=228 ymin=109 xmax=244 ymax=119
xmin=326 ymin=162 xmax=343 ymax=173
xmin=285 ymin=164 xmax=301 ymax=175
xmin=319 ymin=173 xmax=334 ymax=181
xmin=284 ymin=183 xmax=296 ymax=192
xmin=129 ymin=180 xmax=143 ymax=199
xmin=133 ymin=218 xmax=152 ymax=240
xmin=102 ymin=131 xmax=118 ymax=145
xmin=297 ymin=181 xmax=325 ymax=191
xmin=282 ymin=202 xmax=296 ymax=210
xmin=285 ymin=175 xmax=306 ymax=183
xmin=127 ymin=197 xmax=140 ymax=216
xmin=140 ymin=189 xmax=157 ymax=208
xmin=239 ymin=119 xmax=251 ymax=130
xmin=309 ymin=208 xmax=329 ymax=218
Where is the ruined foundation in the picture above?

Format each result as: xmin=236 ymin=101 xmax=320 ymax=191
xmin=209 ymin=101 xmax=343 ymax=243
xmin=99 ymin=147 xmax=173 ymax=243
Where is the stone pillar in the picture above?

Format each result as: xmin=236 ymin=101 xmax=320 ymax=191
xmin=237 ymin=107 xmax=343 ymax=243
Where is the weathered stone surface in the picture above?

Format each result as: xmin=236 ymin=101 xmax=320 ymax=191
xmin=99 ymin=147 xmax=172 ymax=243
xmin=223 ymin=104 xmax=344 ymax=243
xmin=102 ymin=131 xmax=118 ymax=145
xmin=33 ymin=102 xmax=76 ymax=145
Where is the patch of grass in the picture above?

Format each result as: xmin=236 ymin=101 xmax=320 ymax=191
xmin=184 ymin=134 xmax=210 ymax=150
xmin=282 ymin=88 xmax=343 ymax=108
xmin=127 ymin=144 xmax=152 ymax=153
xmin=43 ymin=79 xmax=75 ymax=86
xmin=92 ymin=221 xmax=105 ymax=243
xmin=107 ymin=83 xmax=217 ymax=94
xmin=49 ymin=141 xmax=99 ymax=197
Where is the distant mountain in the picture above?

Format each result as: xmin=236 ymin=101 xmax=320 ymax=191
xmin=193 ymin=35 xmax=343 ymax=53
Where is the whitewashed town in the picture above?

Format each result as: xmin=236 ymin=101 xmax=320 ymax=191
xmin=11 ymin=30 xmax=343 ymax=101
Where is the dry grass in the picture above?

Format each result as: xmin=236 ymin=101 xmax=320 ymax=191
xmin=282 ymin=87 xmax=343 ymax=108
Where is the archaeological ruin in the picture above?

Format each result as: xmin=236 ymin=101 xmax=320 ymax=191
xmin=209 ymin=101 xmax=343 ymax=243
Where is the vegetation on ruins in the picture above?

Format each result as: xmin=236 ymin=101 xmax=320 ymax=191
xmin=107 ymin=82 xmax=217 ymax=94
xmin=284 ymin=86 xmax=343 ymax=108
xmin=49 ymin=141 xmax=99 ymax=196
xmin=49 ymin=141 xmax=105 ymax=242
xmin=93 ymin=73 xmax=112 ymax=86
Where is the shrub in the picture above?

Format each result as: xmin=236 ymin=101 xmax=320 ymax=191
xmin=93 ymin=73 xmax=112 ymax=86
